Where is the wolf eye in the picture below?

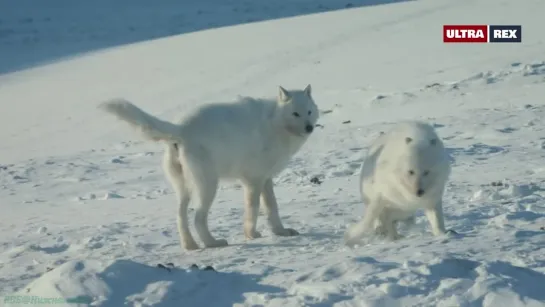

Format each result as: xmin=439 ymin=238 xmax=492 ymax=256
xmin=293 ymin=112 xmax=300 ymax=117
xmin=408 ymin=170 xmax=415 ymax=176
xmin=423 ymin=171 xmax=429 ymax=176
xmin=308 ymin=110 xmax=312 ymax=115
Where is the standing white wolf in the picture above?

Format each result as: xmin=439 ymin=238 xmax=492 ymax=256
xmin=99 ymin=85 xmax=319 ymax=250
xmin=344 ymin=121 xmax=452 ymax=246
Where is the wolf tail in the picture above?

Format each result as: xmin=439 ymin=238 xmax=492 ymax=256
xmin=99 ymin=98 xmax=182 ymax=143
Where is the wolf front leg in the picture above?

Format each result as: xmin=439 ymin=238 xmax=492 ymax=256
xmin=260 ymin=178 xmax=299 ymax=236
xmin=378 ymin=212 xmax=404 ymax=241
xmin=344 ymin=199 xmax=382 ymax=246
xmin=243 ymin=179 xmax=265 ymax=239
xmin=424 ymin=200 xmax=447 ymax=236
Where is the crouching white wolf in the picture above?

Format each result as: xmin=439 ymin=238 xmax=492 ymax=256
xmin=344 ymin=121 xmax=453 ymax=246
xmin=99 ymin=85 xmax=319 ymax=250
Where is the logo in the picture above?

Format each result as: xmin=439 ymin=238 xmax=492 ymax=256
xmin=443 ymin=25 xmax=522 ymax=43
xmin=443 ymin=25 xmax=487 ymax=43
xmin=489 ymin=25 xmax=522 ymax=43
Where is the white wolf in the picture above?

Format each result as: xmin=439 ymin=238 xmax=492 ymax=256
xmin=99 ymin=85 xmax=319 ymax=250
xmin=344 ymin=121 xmax=452 ymax=246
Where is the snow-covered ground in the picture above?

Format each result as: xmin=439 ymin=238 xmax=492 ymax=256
xmin=1 ymin=0 xmax=545 ymax=306
xmin=0 ymin=0 xmax=408 ymax=75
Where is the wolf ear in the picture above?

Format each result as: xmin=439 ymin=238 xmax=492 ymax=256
xmin=304 ymin=84 xmax=312 ymax=98
xmin=278 ymin=86 xmax=291 ymax=102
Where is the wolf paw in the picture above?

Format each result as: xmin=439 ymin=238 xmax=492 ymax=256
xmin=273 ymin=228 xmax=299 ymax=236
xmin=343 ymin=229 xmax=361 ymax=246
xmin=203 ymin=239 xmax=229 ymax=248
xmin=389 ymin=233 xmax=405 ymax=241
xmin=344 ymin=236 xmax=361 ymax=247
xmin=344 ymin=225 xmax=361 ymax=241
xmin=374 ymin=225 xmax=387 ymax=237
xmin=182 ymin=239 xmax=200 ymax=251
xmin=245 ymin=230 xmax=262 ymax=239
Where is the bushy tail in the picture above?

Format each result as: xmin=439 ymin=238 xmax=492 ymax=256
xmin=99 ymin=98 xmax=182 ymax=143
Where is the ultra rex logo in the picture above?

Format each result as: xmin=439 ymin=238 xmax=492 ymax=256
xmin=489 ymin=25 xmax=522 ymax=43
xmin=443 ymin=25 xmax=522 ymax=43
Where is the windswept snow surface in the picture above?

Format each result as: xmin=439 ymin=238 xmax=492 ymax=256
xmin=1 ymin=0 xmax=545 ymax=306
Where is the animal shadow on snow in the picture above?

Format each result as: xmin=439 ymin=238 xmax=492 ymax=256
xmin=446 ymin=143 xmax=507 ymax=162
xmin=362 ymin=257 xmax=545 ymax=302
xmin=236 ymin=231 xmax=341 ymax=249
xmin=424 ymin=259 xmax=545 ymax=302
xmin=91 ymin=260 xmax=284 ymax=307
xmin=29 ymin=243 xmax=70 ymax=254
xmin=514 ymin=230 xmax=545 ymax=239
xmin=482 ymin=261 xmax=545 ymax=301
xmin=447 ymin=197 xmax=545 ymax=233
xmin=0 ymin=0 xmax=415 ymax=74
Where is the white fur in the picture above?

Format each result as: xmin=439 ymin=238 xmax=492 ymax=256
xmin=99 ymin=85 xmax=319 ymax=250
xmin=344 ymin=121 xmax=451 ymax=246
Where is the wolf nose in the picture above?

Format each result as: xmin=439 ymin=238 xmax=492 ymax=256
xmin=417 ymin=189 xmax=425 ymax=197
xmin=305 ymin=125 xmax=314 ymax=133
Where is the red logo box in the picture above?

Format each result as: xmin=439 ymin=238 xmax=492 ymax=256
xmin=443 ymin=25 xmax=488 ymax=43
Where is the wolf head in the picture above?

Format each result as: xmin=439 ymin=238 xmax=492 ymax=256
xmin=396 ymin=135 xmax=450 ymax=198
xmin=276 ymin=85 xmax=319 ymax=137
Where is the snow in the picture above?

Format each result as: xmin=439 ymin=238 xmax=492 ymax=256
xmin=1 ymin=0 xmax=545 ymax=306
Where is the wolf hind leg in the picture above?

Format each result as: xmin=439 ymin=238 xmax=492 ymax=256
xmin=163 ymin=143 xmax=199 ymax=251
xmin=184 ymin=150 xmax=228 ymax=248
